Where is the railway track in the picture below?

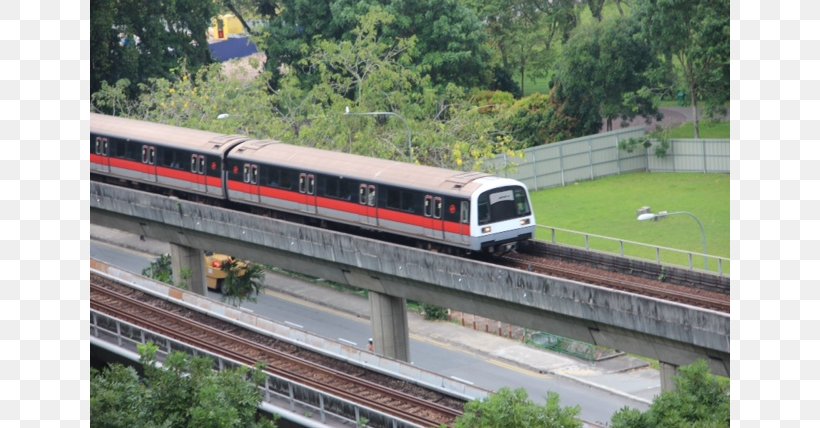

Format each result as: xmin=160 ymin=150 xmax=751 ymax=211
xmin=496 ymin=250 xmax=729 ymax=313
xmin=91 ymin=273 xmax=465 ymax=427
xmin=94 ymin=178 xmax=728 ymax=312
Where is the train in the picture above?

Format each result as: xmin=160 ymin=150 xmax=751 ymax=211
xmin=90 ymin=113 xmax=536 ymax=253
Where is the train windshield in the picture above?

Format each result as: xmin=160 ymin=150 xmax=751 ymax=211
xmin=477 ymin=186 xmax=531 ymax=225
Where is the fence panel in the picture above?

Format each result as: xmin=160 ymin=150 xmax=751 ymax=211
xmin=491 ymin=129 xmax=728 ymax=192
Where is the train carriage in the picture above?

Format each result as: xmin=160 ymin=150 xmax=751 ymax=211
xmin=90 ymin=114 xmax=536 ymax=252
xmin=90 ymin=113 xmax=245 ymax=198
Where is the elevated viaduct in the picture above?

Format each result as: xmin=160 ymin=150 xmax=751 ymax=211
xmin=90 ymin=182 xmax=729 ymax=390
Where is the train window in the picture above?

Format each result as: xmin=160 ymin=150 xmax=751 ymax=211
xmin=149 ymin=147 xmax=155 ymax=165
xmin=477 ymin=200 xmax=490 ymax=224
xmin=142 ymin=146 xmax=149 ymax=164
xmin=191 ymin=155 xmax=198 ymax=173
xmin=298 ymin=173 xmax=306 ymax=193
xmin=307 ymin=174 xmax=315 ymax=195
xmin=243 ymin=164 xmax=251 ymax=183
xmin=424 ymin=196 xmax=432 ymax=217
xmin=103 ymin=139 xmax=109 ymax=156
xmin=199 ymin=156 xmax=207 ymax=175
xmin=461 ymin=201 xmax=469 ymax=224
xmin=359 ymin=185 xmax=367 ymax=205
xmin=368 ymin=186 xmax=376 ymax=207
xmin=433 ymin=197 xmax=442 ymax=219
xmin=94 ymin=137 xmax=100 ymax=154
xmin=251 ymin=165 xmax=258 ymax=184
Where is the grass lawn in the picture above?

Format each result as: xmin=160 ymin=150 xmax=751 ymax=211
xmin=664 ymin=121 xmax=730 ymax=139
xmin=529 ymin=172 xmax=729 ymax=272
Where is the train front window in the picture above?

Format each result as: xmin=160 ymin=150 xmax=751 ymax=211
xmin=477 ymin=186 xmax=531 ymax=225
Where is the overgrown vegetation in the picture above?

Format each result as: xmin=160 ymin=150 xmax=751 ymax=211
xmin=141 ymin=254 xmax=173 ymax=286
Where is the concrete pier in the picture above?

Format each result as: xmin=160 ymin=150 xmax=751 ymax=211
xmin=169 ymin=243 xmax=207 ymax=295
xmin=368 ymin=292 xmax=411 ymax=361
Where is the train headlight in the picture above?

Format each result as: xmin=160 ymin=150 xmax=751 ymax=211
xmin=520 ymin=218 xmax=531 ymax=225
xmin=481 ymin=226 xmax=492 ymax=234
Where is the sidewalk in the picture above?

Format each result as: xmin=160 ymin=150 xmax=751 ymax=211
xmin=90 ymin=224 xmax=661 ymax=404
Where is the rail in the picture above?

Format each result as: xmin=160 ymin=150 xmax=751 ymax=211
xmin=91 ymin=310 xmax=415 ymax=428
xmin=535 ymin=224 xmax=729 ymax=277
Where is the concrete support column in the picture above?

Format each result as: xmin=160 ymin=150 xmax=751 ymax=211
xmin=659 ymin=361 xmax=679 ymax=393
xmin=368 ymin=291 xmax=410 ymax=362
xmin=169 ymin=243 xmax=207 ymax=296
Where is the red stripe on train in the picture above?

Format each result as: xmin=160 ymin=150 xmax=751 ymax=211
xmin=228 ymin=180 xmax=469 ymax=236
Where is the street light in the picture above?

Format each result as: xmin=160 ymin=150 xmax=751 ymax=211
xmin=636 ymin=206 xmax=709 ymax=270
xmin=344 ymin=106 xmax=413 ymax=162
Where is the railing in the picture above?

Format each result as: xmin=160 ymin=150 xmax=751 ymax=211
xmin=91 ymin=310 xmax=419 ymax=428
xmin=535 ymin=224 xmax=730 ymax=277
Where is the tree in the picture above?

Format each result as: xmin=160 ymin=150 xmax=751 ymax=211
xmin=553 ymin=17 xmax=660 ymax=136
xmin=455 ymin=387 xmax=582 ymax=428
xmin=221 ymin=259 xmax=267 ymax=306
xmin=90 ymin=0 xmax=217 ymax=94
xmin=499 ymin=93 xmax=576 ymax=148
xmin=91 ymin=343 xmax=277 ymax=428
xmin=253 ymin=0 xmax=494 ymax=90
xmin=633 ymin=0 xmax=729 ymax=137
xmin=610 ymin=360 xmax=729 ymax=428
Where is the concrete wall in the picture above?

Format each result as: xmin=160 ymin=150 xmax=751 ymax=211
xmin=90 ymin=182 xmax=729 ymax=375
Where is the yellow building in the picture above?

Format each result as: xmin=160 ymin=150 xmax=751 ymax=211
xmin=209 ymin=14 xmax=245 ymax=41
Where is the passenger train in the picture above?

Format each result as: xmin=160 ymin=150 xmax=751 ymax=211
xmin=90 ymin=113 xmax=536 ymax=253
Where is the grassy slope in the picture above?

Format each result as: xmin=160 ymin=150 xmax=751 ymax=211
xmin=529 ymin=172 xmax=729 ymax=270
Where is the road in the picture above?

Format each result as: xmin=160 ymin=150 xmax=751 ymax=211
xmin=91 ymin=240 xmax=648 ymax=426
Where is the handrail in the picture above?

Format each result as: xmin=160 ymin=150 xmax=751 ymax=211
xmin=535 ymin=224 xmax=729 ymax=277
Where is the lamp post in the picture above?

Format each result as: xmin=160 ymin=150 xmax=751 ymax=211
xmin=344 ymin=106 xmax=413 ymax=162
xmin=636 ymin=206 xmax=708 ymax=270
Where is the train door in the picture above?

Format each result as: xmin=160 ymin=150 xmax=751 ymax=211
xmin=459 ymin=201 xmax=470 ymax=245
xmin=298 ymin=173 xmax=317 ymax=214
xmin=189 ymin=154 xmax=207 ymax=194
xmin=357 ymin=184 xmax=378 ymax=226
xmin=141 ymin=145 xmax=157 ymax=182
xmin=423 ymin=195 xmax=445 ymax=240
xmin=92 ymin=136 xmax=110 ymax=173
xmin=242 ymin=163 xmax=260 ymax=203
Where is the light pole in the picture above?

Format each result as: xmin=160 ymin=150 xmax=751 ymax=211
xmin=636 ymin=206 xmax=709 ymax=270
xmin=344 ymin=106 xmax=413 ymax=162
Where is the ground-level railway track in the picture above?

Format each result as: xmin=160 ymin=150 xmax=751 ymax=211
xmin=91 ymin=273 xmax=465 ymax=427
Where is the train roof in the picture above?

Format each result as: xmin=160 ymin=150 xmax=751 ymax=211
xmin=229 ymin=140 xmax=492 ymax=196
xmin=90 ymin=113 xmax=502 ymax=196
xmin=90 ymin=113 xmax=246 ymax=153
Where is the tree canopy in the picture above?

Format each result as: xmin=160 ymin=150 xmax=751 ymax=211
xmin=633 ymin=0 xmax=730 ymax=137
xmin=610 ymin=360 xmax=729 ymax=428
xmin=454 ymin=387 xmax=582 ymax=428
xmin=90 ymin=0 xmax=217 ymax=94
xmin=91 ymin=343 xmax=277 ymax=428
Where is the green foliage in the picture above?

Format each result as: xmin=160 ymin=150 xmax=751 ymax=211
xmin=90 ymin=0 xmax=217 ymax=94
xmin=553 ymin=16 xmax=659 ymax=136
xmin=633 ymin=0 xmax=729 ymax=137
xmin=421 ymin=303 xmax=449 ymax=321
xmin=455 ymin=387 xmax=582 ymax=428
xmin=142 ymin=254 xmax=173 ymax=286
xmin=499 ymin=93 xmax=576 ymax=148
xmin=221 ymin=260 xmax=266 ymax=307
xmin=91 ymin=343 xmax=276 ymax=428
xmin=254 ymin=0 xmax=494 ymax=90
xmin=610 ymin=360 xmax=728 ymax=428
